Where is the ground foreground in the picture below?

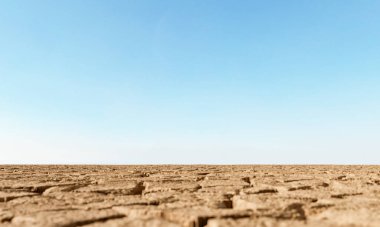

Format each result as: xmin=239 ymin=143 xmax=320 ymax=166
xmin=0 ymin=165 xmax=379 ymax=227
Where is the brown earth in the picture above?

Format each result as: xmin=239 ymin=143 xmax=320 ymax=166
xmin=0 ymin=165 xmax=379 ymax=227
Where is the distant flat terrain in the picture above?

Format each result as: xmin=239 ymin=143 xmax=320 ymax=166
xmin=0 ymin=165 xmax=379 ymax=227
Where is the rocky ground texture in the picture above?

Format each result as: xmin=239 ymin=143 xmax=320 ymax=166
xmin=0 ymin=165 xmax=379 ymax=227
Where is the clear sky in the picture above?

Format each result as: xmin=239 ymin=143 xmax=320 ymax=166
xmin=1 ymin=1 xmax=379 ymax=164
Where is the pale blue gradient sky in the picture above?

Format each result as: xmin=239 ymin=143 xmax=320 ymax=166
xmin=1 ymin=1 xmax=380 ymax=164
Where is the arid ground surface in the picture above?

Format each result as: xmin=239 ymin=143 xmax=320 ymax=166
xmin=0 ymin=165 xmax=379 ymax=227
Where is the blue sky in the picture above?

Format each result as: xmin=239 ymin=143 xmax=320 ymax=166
xmin=1 ymin=1 xmax=379 ymax=164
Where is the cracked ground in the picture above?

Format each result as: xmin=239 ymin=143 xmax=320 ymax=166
xmin=0 ymin=165 xmax=379 ymax=227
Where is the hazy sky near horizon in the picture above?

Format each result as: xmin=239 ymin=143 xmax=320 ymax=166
xmin=1 ymin=1 xmax=380 ymax=164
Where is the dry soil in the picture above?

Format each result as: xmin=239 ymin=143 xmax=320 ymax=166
xmin=0 ymin=165 xmax=379 ymax=227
